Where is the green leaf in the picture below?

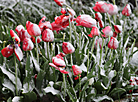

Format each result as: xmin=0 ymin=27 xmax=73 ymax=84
xmin=86 ymin=87 xmax=96 ymax=101
xmin=93 ymin=94 xmax=113 ymax=102
xmin=109 ymin=88 xmax=126 ymax=99
xmin=104 ymin=56 xmax=116 ymax=69
xmin=7 ymin=97 xmax=12 ymax=102
xmin=22 ymin=91 xmax=37 ymax=102
xmin=94 ymin=81 xmax=108 ymax=91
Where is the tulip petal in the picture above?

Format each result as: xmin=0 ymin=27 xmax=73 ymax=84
xmin=14 ymin=45 xmax=23 ymax=61
xmin=1 ymin=45 xmax=14 ymax=58
xmin=10 ymin=30 xmax=20 ymax=43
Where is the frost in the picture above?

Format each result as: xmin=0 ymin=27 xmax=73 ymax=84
xmin=80 ymin=63 xmax=87 ymax=72
xmin=12 ymin=96 xmax=21 ymax=102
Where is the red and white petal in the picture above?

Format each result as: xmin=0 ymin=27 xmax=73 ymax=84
xmin=10 ymin=30 xmax=20 ymax=43
xmin=52 ymin=57 xmax=66 ymax=67
xmin=23 ymin=38 xmax=34 ymax=51
xmin=14 ymin=45 xmax=23 ymax=61
xmin=1 ymin=45 xmax=14 ymax=58
xmin=42 ymin=29 xmax=54 ymax=42
xmin=15 ymin=25 xmax=25 ymax=33
xmin=49 ymin=63 xmax=59 ymax=70
xmin=72 ymin=65 xmax=82 ymax=76
xmin=58 ymin=68 xmax=69 ymax=74
xmin=62 ymin=42 xmax=75 ymax=54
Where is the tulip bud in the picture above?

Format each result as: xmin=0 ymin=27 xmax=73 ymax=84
xmin=114 ymin=25 xmax=122 ymax=33
xmin=122 ymin=4 xmax=132 ymax=16
xmin=108 ymin=37 xmax=119 ymax=49
xmin=108 ymin=4 xmax=118 ymax=15
xmin=62 ymin=42 xmax=75 ymax=54
xmin=42 ymin=29 xmax=54 ymax=42
xmin=102 ymin=26 xmax=113 ymax=38
xmin=88 ymin=26 xmax=100 ymax=38
xmin=1 ymin=45 xmax=14 ymax=58
xmin=23 ymin=38 xmax=34 ymax=51
xmin=54 ymin=0 xmax=66 ymax=7
xmin=72 ymin=65 xmax=82 ymax=76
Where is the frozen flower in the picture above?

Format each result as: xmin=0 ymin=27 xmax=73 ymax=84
xmin=122 ymin=4 xmax=132 ymax=16
xmin=93 ymin=1 xmax=109 ymax=13
xmin=99 ymin=20 xmax=104 ymax=28
xmin=49 ymin=53 xmax=69 ymax=74
xmin=95 ymin=38 xmax=104 ymax=49
xmin=54 ymin=0 xmax=66 ymax=7
xmin=95 ymin=12 xmax=102 ymax=21
xmin=42 ymin=29 xmax=54 ymax=42
xmin=102 ymin=26 xmax=113 ymax=38
xmin=26 ymin=21 xmax=41 ymax=37
xmin=23 ymin=38 xmax=34 ymax=51
xmin=114 ymin=25 xmax=122 ymax=33
xmin=113 ymin=32 xmax=117 ymax=38
xmin=108 ymin=4 xmax=118 ymax=15
xmin=62 ymin=42 xmax=75 ymax=54
xmin=72 ymin=65 xmax=82 ymax=76
xmin=88 ymin=26 xmax=100 ymax=38
xmin=31 ymin=36 xmax=42 ymax=43
xmin=75 ymin=14 xmax=96 ymax=28
xmin=108 ymin=37 xmax=119 ymax=49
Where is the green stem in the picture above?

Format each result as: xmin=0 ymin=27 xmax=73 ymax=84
xmin=69 ymin=18 xmax=72 ymax=43
xmin=35 ymin=37 xmax=39 ymax=63
xmin=109 ymin=49 xmax=113 ymax=60
xmin=99 ymin=38 xmax=104 ymax=66
xmin=26 ymin=52 xmax=29 ymax=91
xmin=47 ymin=42 xmax=50 ymax=60
xmin=14 ymin=54 xmax=18 ymax=96
xmin=79 ymin=75 xmax=81 ymax=99
xmin=79 ymin=33 xmax=81 ymax=47
xmin=63 ymin=74 xmax=66 ymax=99
xmin=87 ymin=49 xmax=89 ymax=76
xmin=107 ymin=13 xmax=112 ymax=27
xmin=90 ymin=37 xmax=96 ymax=62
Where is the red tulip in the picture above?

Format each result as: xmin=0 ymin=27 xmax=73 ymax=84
xmin=108 ymin=37 xmax=119 ymax=49
xmin=108 ymin=4 xmax=118 ymax=15
xmin=10 ymin=30 xmax=20 ymax=43
xmin=62 ymin=42 xmax=75 ymax=54
xmin=42 ymin=29 xmax=54 ymax=42
xmin=26 ymin=21 xmax=41 ymax=37
xmin=75 ymin=14 xmax=96 ymax=28
xmin=1 ymin=45 xmax=14 ymax=58
xmin=51 ymin=21 xmax=64 ymax=33
xmin=93 ymin=1 xmax=109 ymax=13
xmin=74 ymin=75 xmax=81 ymax=80
xmin=114 ymin=25 xmax=122 ymax=33
xmin=38 ymin=16 xmax=52 ymax=33
xmin=113 ymin=32 xmax=117 ymax=38
xmin=95 ymin=12 xmax=102 ymax=21
xmin=88 ymin=26 xmax=100 ymax=38
xmin=14 ymin=44 xmax=23 ymax=61
xmin=49 ymin=53 xmax=69 ymax=74
xmin=61 ymin=8 xmax=76 ymax=17
xmin=23 ymin=38 xmax=34 ymax=51
xmin=102 ymin=26 xmax=113 ymax=38
xmin=99 ymin=20 xmax=104 ymax=28
xmin=54 ymin=0 xmax=66 ymax=7
xmin=95 ymin=38 xmax=103 ymax=49
xmin=122 ymin=4 xmax=132 ymax=16
xmin=72 ymin=65 xmax=82 ymax=76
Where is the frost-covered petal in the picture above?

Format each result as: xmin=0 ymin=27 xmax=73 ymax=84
xmin=72 ymin=65 xmax=82 ymax=76
xmin=95 ymin=12 xmax=102 ymax=21
xmin=102 ymin=26 xmax=113 ymax=38
xmin=62 ymin=42 xmax=75 ymax=54
xmin=1 ymin=45 xmax=14 ymax=58
xmin=10 ymin=30 xmax=20 ymax=43
xmin=114 ymin=25 xmax=122 ymax=33
xmin=14 ymin=45 xmax=23 ymax=61
xmin=23 ymin=38 xmax=34 ymax=51
xmin=54 ymin=0 xmax=66 ymax=6
xmin=122 ymin=4 xmax=132 ymax=16
xmin=108 ymin=37 xmax=119 ymax=49
xmin=108 ymin=4 xmax=118 ymax=15
xmin=52 ymin=56 xmax=66 ymax=67
xmin=42 ymin=29 xmax=54 ymax=42
xmin=88 ymin=26 xmax=100 ymax=38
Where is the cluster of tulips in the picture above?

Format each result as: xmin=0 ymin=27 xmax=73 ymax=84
xmin=1 ymin=0 xmax=132 ymax=80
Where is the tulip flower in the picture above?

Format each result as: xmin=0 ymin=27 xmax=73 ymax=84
xmin=23 ymin=38 xmax=34 ymax=51
xmin=122 ymin=4 xmax=132 ymax=16
xmin=93 ymin=1 xmax=109 ymax=13
xmin=42 ymin=29 xmax=54 ymax=42
xmin=114 ymin=25 xmax=122 ymax=33
xmin=102 ymin=26 xmax=113 ymax=38
xmin=88 ymin=26 xmax=100 ymax=38
xmin=49 ymin=53 xmax=69 ymax=74
xmin=113 ymin=32 xmax=117 ymax=38
xmin=108 ymin=37 xmax=119 ymax=49
xmin=95 ymin=38 xmax=104 ymax=49
xmin=31 ymin=36 xmax=42 ymax=43
xmin=1 ymin=30 xmax=23 ymax=61
xmin=54 ymin=0 xmax=66 ymax=7
xmin=51 ymin=21 xmax=64 ymax=33
xmin=95 ymin=12 xmax=102 ymax=21
xmin=61 ymin=8 xmax=76 ymax=17
xmin=108 ymin=4 xmax=118 ymax=15
xmin=62 ymin=42 xmax=75 ymax=54
xmin=75 ymin=14 xmax=96 ymax=28
xmin=72 ymin=65 xmax=82 ymax=76
xmin=38 ymin=16 xmax=52 ymax=33
xmin=99 ymin=20 xmax=104 ymax=28
xmin=26 ymin=21 xmax=41 ymax=37
xmin=15 ymin=25 xmax=31 ymax=42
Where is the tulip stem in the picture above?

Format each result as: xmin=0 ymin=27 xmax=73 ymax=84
xmin=107 ymin=13 xmax=112 ymax=27
xmin=90 ymin=37 xmax=96 ymax=63
xmin=99 ymin=38 xmax=104 ymax=66
xmin=63 ymin=73 xmax=66 ymax=99
xmin=87 ymin=49 xmax=89 ymax=76
xmin=35 ymin=37 xmax=39 ymax=64
xmin=14 ymin=54 xmax=18 ymax=96
xmin=79 ymin=75 xmax=81 ymax=99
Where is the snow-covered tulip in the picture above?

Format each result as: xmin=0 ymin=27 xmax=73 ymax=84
xmin=15 ymin=25 xmax=31 ymax=42
xmin=88 ymin=26 xmax=100 ymax=38
xmin=51 ymin=21 xmax=64 ymax=33
xmin=114 ymin=25 xmax=122 ymax=33
xmin=10 ymin=30 xmax=20 ymax=43
xmin=108 ymin=4 xmax=118 ymax=15
xmin=72 ymin=65 xmax=82 ymax=76
xmin=42 ymin=29 xmax=54 ymax=42
xmin=108 ymin=37 xmax=119 ymax=49
xmin=75 ymin=14 xmax=96 ymax=28
xmin=62 ymin=42 xmax=75 ymax=54
xmin=38 ymin=16 xmax=52 ymax=32
xmin=54 ymin=0 xmax=66 ymax=7
xmin=113 ymin=32 xmax=117 ymax=38
xmin=14 ymin=44 xmax=23 ymax=61
xmin=95 ymin=12 xmax=102 ymax=21
xmin=1 ymin=45 xmax=14 ymax=58
xmin=122 ymin=4 xmax=132 ymax=16
xmin=99 ymin=20 xmax=104 ymax=28
xmin=102 ymin=26 xmax=113 ymax=38
xmin=26 ymin=21 xmax=41 ymax=37
xmin=95 ymin=38 xmax=103 ymax=49
xmin=23 ymin=38 xmax=34 ymax=51
xmin=49 ymin=53 xmax=69 ymax=74
xmin=93 ymin=1 xmax=109 ymax=13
